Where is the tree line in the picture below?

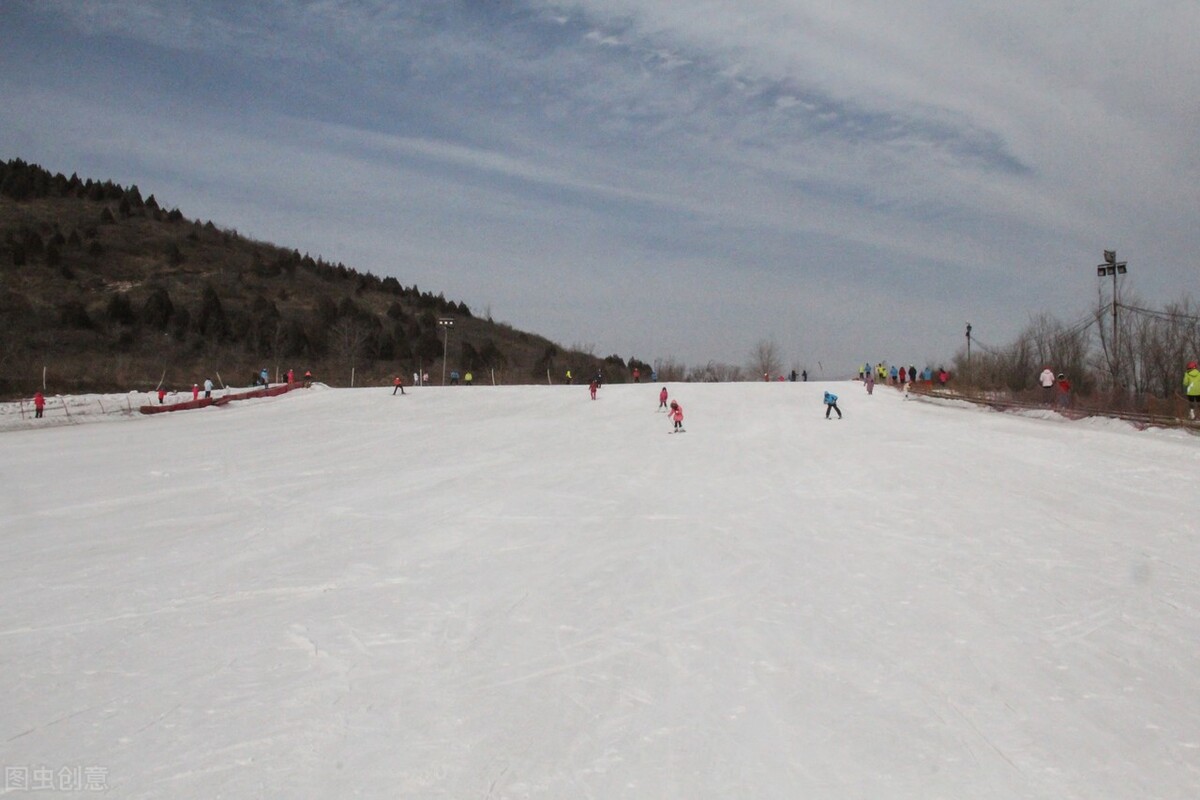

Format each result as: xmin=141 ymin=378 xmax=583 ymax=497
xmin=951 ymin=296 xmax=1200 ymax=400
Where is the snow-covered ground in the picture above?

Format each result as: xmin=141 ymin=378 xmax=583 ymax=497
xmin=2 ymin=382 xmax=1198 ymax=798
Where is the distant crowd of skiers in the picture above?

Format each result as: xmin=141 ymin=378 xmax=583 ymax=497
xmin=21 ymin=360 xmax=1200 ymax=423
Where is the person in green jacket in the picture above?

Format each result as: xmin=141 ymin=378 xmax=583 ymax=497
xmin=1185 ymin=360 xmax=1200 ymax=420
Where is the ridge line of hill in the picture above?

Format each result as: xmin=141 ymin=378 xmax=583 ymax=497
xmin=0 ymin=157 xmax=651 ymax=397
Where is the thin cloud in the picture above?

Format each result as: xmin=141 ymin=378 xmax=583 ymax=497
xmin=3 ymin=0 xmax=1197 ymax=370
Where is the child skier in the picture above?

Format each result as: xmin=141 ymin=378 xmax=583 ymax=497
xmin=824 ymin=391 xmax=842 ymax=419
xmin=658 ymin=386 xmax=669 ymax=411
xmin=589 ymin=379 xmax=598 ymax=400
xmin=1185 ymin=360 xmax=1200 ymax=420
xmin=669 ymin=399 xmax=685 ymax=432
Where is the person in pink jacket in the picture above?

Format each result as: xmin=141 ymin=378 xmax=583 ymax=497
xmin=658 ymin=386 xmax=669 ymax=410
xmin=669 ymin=399 xmax=684 ymax=432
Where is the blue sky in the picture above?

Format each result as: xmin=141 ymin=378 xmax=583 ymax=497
xmin=3 ymin=1 xmax=1197 ymax=374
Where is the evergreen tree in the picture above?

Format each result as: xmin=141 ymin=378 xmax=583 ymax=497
xmin=197 ymin=285 xmax=230 ymax=339
xmin=107 ymin=293 xmax=136 ymax=326
xmin=140 ymin=287 xmax=174 ymax=329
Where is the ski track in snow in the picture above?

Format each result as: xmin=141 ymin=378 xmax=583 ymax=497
xmin=1 ymin=381 xmax=1198 ymax=799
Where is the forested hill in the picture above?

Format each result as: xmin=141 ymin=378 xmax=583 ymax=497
xmin=0 ymin=158 xmax=647 ymax=397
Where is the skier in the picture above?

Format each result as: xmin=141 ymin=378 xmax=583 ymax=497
xmin=304 ymin=369 xmax=313 ymax=388
xmin=260 ymin=367 xmax=269 ymax=388
xmin=191 ymin=383 xmax=199 ymax=401
xmin=33 ymin=390 xmax=45 ymax=419
xmin=203 ymin=378 xmax=213 ymax=398
xmin=824 ymin=390 xmax=842 ymax=419
xmin=1055 ymin=373 xmax=1071 ymax=409
xmin=1039 ymin=366 xmax=1055 ymax=404
xmin=668 ymin=399 xmax=685 ymax=432
xmin=393 ymin=375 xmax=405 ymax=396
xmin=632 ymin=367 xmax=640 ymax=383
xmin=157 ymin=387 xmax=166 ymax=405
xmin=1184 ymin=360 xmax=1200 ymax=419
xmin=287 ymin=368 xmax=295 ymax=385
xmin=589 ymin=378 xmax=598 ymax=400
xmin=865 ymin=371 xmax=874 ymax=395
xmin=658 ymin=386 xmax=669 ymax=411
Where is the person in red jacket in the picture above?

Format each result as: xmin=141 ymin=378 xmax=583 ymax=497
xmin=589 ymin=379 xmax=598 ymax=400
xmin=1056 ymin=373 xmax=1071 ymax=409
xmin=393 ymin=375 xmax=405 ymax=395
xmin=33 ymin=391 xmax=45 ymax=419
xmin=658 ymin=386 xmax=669 ymax=411
xmin=191 ymin=383 xmax=200 ymax=401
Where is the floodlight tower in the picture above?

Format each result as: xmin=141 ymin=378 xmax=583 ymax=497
xmin=1096 ymin=250 xmax=1128 ymax=384
xmin=437 ymin=317 xmax=454 ymax=386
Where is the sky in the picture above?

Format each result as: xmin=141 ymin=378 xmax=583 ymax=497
xmin=2 ymin=382 xmax=1199 ymax=797
xmin=2 ymin=1 xmax=1198 ymax=374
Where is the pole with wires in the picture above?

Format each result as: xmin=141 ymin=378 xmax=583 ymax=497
xmin=1097 ymin=250 xmax=1128 ymax=387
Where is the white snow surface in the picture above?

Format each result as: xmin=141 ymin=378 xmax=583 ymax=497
xmin=2 ymin=382 xmax=1198 ymax=798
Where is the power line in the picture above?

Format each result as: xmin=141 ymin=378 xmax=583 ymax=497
xmin=966 ymin=313 xmax=1099 ymax=358
xmin=1117 ymin=302 xmax=1200 ymax=324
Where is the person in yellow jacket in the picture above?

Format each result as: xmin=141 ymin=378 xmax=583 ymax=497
xmin=1184 ymin=360 xmax=1200 ymax=419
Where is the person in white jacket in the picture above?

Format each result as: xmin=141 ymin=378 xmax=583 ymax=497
xmin=1039 ymin=367 xmax=1055 ymax=404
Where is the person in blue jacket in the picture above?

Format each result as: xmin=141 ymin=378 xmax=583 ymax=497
xmin=824 ymin=391 xmax=842 ymax=419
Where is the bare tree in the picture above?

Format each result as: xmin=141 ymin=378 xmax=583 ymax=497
xmin=654 ymin=357 xmax=688 ymax=382
xmin=1129 ymin=297 xmax=1200 ymax=397
xmin=686 ymin=361 xmax=742 ymax=382
xmin=330 ymin=317 xmax=371 ymax=384
xmin=748 ymin=339 xmax=782 ymax=380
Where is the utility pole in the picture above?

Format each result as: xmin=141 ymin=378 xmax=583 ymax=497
xmin=1096 ymin=250 xmax=1127 ymax=386
xmin=965 ymin=323 xmax=972 ymax=368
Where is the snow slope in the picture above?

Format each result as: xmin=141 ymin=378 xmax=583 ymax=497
xmin=2 ymin=382 xmax=1198 ymax=798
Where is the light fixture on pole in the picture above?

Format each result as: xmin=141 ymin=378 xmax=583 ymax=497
xmin=965 ymin=323 xmax=972 ymax=367
xmin=437 ymin=317 xmax=454 ymax=386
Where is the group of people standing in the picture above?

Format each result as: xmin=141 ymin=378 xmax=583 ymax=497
xmin=858 ymin=363 xmax=947 ymax=397
xmin=1038 ymin=367 xmax=1073 ymax=408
